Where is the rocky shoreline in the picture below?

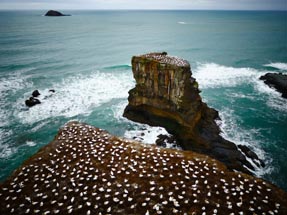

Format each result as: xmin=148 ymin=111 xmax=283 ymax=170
xmin=124 ymin=52 xmax=263 ymax=174
xmin=1 ymin=122 xmax=286 ymax=214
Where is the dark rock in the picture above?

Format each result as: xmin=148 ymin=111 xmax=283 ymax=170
xmin=260 ymin=73 xmax=287 ymax=98
xmin=49 ymin=89 xmax=56 ymax=93
xmin=238 ymin=145 xmax=265 ymax=167
xmin=32 ymin=90 xmax=40 ymax=97
xmin=45 ymin=10 xmax=70 ymax=16
xmin=156 ymin=134 xmax=178 ymax=148
xmin=25 ymin=97 xmax=41 ymax=107
xmin=123 ymin=52 xmax=263 ymax=174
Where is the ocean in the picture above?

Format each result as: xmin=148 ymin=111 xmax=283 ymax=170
xmin=0 ymin=10 xmax=286 ymax=191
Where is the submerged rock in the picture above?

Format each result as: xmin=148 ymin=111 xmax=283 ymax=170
xmin=260 ymin=73 xmax=287 ymax=98
xmin=45 ymin=10 xmax=70 ymax=16
xmin=123 ymin=52 xmax=263 ymax=174
xmin=0 ymin=121 xmax=286 ymax=214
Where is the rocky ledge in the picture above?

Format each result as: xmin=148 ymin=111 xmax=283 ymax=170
xmin=260 ymin=73 xmax=287 ymax=98
xmin=0 ymin=122 xmax=286 ymax=214
xmin=123 ymin=52 xmax=264 ymax=174
xmin=45 ymin=10 xmax=70 ymax=16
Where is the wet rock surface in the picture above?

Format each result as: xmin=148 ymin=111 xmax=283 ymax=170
xmin=25 ymin=96 xmax=41 ymax=107
xmin=123 ymin=52 xmax=264 ymax=174
xmin=32 ymin=90 xmax=40 ymax=97
xmin=260 ymin=73 xmax=287 ymax=98
xmin=0 ymin=122 xmax=286 ymax=215
xmin=25 ymin=90 xmax=56 ymax=107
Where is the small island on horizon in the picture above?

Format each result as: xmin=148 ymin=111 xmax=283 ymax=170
xmin=45 ymin=10 xmax=70 ymax=16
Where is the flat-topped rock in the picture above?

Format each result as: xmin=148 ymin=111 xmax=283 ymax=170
xmin=139 ymin=52 xmax=190 ymax=67
xmin=0 ymin=122 xmax=286 ymax=214
xmin=124 ymin=52 xmax=263 ymax=174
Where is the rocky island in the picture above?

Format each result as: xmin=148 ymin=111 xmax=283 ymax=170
xmin=0 ymin=122 xmax=286 ymax=214
xmin=124 ymin=52 xmax=263 ymax=174
xmin=45 ymin=10 xmax=70 ymax=16
xmin=260 ymin=73 xmax=287 ymax=98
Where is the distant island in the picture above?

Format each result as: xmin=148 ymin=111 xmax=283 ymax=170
xmin=45 ymin=10 xmax=71 ymax=16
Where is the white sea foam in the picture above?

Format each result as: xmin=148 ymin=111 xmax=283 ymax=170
xmin=30 ymin=121 xmax=50 ymax=132
xmin=0 ymin=129 xmax=15 ymax=159
xmin=0 ymin=70 xmax=34 ymax=158
xmin=0 ymin=71 xmax=32 ymax=127
xmin=26 ymin=141 xmax=36 ymax=147
xmin=0 ymin=71 xmax=32 ymax=96
xmin=15 ymin=71 xmax=134 ymax=124
xmin=193 ymin=63 xmax=280 ymax=175
xmin=124 ymin=124 xmax=169 ymax=144
xmin=194 ymin=63 xmax=263 ymax=89
xmin=254 ymin=74 xmax=287 ymax=112
xmin=194 ymin=63 xmax=287 ymax=112
xmin=178 ymin=21 xmax=187 ymax=25
xmin=111 ymin=101 xmax=177 ymax=146
xmin=217 ymin=108 xmax=273 ymax=176
xmin=264 ymin=62 xmax=287 ymax=71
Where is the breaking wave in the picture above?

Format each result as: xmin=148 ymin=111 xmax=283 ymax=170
xmin=194 ymin=63 xmax=263 ymax=89
xmin=193 ymin=62 xmax=287 ymax=176
xmin=194 ymin=63 xmax=287 ymax=112
xmin=15 ymin=71 xmax=134 ymax=124
xmin=264 ymin=62 xmax=287 ymax=71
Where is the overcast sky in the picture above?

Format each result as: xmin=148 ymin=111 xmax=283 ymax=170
xmin=0 ymin=0 xmax=286 ymax=10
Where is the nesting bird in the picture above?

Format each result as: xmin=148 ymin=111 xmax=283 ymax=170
xmin=0 ymin=122 xmax=286 ymax=214
xmin=141 ymin=52 xmax=190 ymax=67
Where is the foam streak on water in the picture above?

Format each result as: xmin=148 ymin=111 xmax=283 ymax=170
xmin=216 ymin=108 xmax=272 ymax=176
xmin=264 ymin=62 xmax=287 ymax=71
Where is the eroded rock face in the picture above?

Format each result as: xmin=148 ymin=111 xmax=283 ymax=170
xmin=0 ymin=122 xmax=286 ymax=215
xmin=124 ymin=52 xmax=263 ymax=174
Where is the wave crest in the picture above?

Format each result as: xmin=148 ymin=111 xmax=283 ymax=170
xmin=264 ymin=62 xmax=287 ymax=71
xmin=15 ymin=71 xmax=134 ymax=124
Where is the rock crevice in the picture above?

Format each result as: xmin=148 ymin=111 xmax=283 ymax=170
xmin=124 ymin=52 xmax=263 ymax=174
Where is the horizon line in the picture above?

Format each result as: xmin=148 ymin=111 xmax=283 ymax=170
xmin=0 ymin=8 xmax=286 ymax=12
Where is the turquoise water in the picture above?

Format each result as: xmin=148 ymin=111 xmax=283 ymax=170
xmin=0 ymin=10 xmax=286 ymax=190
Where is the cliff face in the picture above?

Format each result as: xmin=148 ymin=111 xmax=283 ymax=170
xmin=1 ymin=122 xmax=286 ymax=215
xmin=124 ymin=52 xmax=263 ymax=174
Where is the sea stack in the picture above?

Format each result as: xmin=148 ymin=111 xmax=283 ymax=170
xmin=45 ymin=10 xmax=70 ymax=16
xmin=0 ymin=122 xmax=286 ymax=214
xmin=123 ymin=52 xmax=263 ymax=174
